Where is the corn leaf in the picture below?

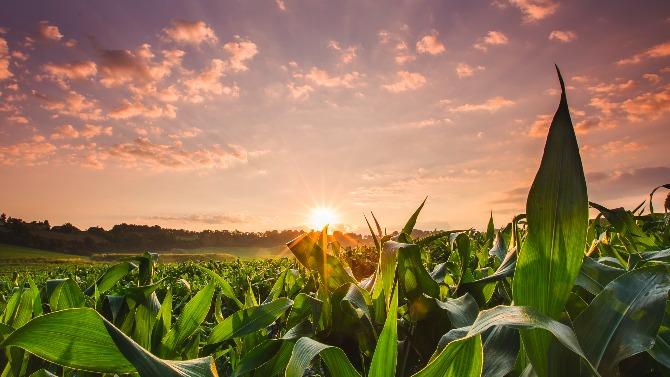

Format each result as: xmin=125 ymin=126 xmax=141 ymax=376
xmin=208 ymin=297 xmax=293 ymax=345
xmin=512 ymin=67 xmax=588 ymax=377
xmin=285 ymin=337 xmax=362 ymax=377
xmin=161 ymin=282 xmax=215 ymax=356
xmin=574 ymin=265 xmax=670 ymax=375
xmin=369 ymin=284 xmax=399 ymax=377
xmin=0 ymin=308 xmax=218 ymax=376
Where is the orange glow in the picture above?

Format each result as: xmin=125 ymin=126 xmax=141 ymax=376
xmin=308 ymin=206 xmax=339 ymax=231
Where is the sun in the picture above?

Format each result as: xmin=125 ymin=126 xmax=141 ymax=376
xmin=308 ymin=206 xmax=339 ymax=231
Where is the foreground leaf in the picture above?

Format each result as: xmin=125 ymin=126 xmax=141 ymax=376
xmin=574 ymin=265 xmax=670 ymax=375
xmin=285 ymin=337 xmax=362 ymax=377
xmin=0 ymin=308 xmax=218 ymax=376
xmin=512 ymin=67 xmax=588 ymax=377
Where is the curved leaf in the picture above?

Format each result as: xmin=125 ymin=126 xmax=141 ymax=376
xmin=285 ymin=337 xmax=362 ymax=377
xmin=574 ymin=265 xmax=670 ymax=374
xmin=208 ymin=297 xmax=293 ymax=345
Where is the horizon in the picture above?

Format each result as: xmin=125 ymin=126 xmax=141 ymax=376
xmin=1 ymin=0 xmax=669 ymax=234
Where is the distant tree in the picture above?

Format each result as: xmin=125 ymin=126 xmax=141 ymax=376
xmin=0 ymin=213 xmax=6 ymax=224
xmin=51 ymin=223 xmax=80 ymax=233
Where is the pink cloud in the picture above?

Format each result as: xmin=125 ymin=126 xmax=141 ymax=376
xmin=7 ymin=114 xmax=29 ymax=124
xmin=297 ymin=67 xmax=364 ymax=88
xmin=621 ymin=84 xmax=670 ymax=121
xmin=183 ymin=58 xmax=240 ymax=102
xmin=108 ymin=100 xmax=177 ymax=120
xmin=416 ymin=32 xmax=446 ymax=55
xmin=36 ymin=90 xmax=104 ymax=121
xmin=589 ymin=97 xmax=618 ymax=115
xmin=50 ymin=124 xmax=80 ymax=140
xmin=643 ymin=73 xmax=661 ymax=84
xmin=80 ymin=124 xmax=113 ymax=139
xmin=548 ymin=30 xmax=577 ymax=43
xmin=456 ymin=63 xmax=485 ymax=78
xmin=450 ymin=96 xmax=515 ymax=112
xmin=37 ymin=21 xmax=63 ymax=41
xmin=618 ymin=41 xmax=670 ymax=65
xmin=328 ymin=41 xmax=358 ymax=64
xmin=498 ymin=0 xmax=560 ymax=23
xmin=382 ymin=71 xmax=426 ymax=93
xmin=99 ymin=45 xmax=183 ymax=87
xmin=105 ymin=138 xmax=255 ymax=170
xmin=0 ymin=36 xmax=13 ymax=81
xmin=474 ymin=31 xmax=509 ymax=51
xmin=286 ymin=82 xmax=314 ymax=100
xmin=163 ymin=20 xmax=218 ymax=45
xmin=0 ymin=138 xmax=57 ymax=165
xmin=223 ymin=37 xmax=258 ymax=72
xmin=276 ymin=0 xmax=287 ymax=11
xmin=43 ymin=60 xmax=97 ymax=80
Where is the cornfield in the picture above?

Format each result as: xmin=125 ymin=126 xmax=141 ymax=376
xmin=1 ymin=68 xmax=670 ymax=376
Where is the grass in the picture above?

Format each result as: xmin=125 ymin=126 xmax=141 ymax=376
xmin=0 ymin=243 xmax=89 ymax=263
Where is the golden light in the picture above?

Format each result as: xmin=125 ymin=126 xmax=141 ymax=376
xmin=308 ymin=206 xmax=339 ymax=231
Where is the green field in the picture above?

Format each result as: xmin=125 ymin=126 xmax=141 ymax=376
xmin=0 ymin=243 xmax=88 ymax=263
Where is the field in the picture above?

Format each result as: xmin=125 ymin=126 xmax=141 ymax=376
xmin=1 ymin=72 xmax=670 ymax=376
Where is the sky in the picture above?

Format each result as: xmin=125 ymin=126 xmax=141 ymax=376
xmin=0 ymin=0 xmax=669 ymax=233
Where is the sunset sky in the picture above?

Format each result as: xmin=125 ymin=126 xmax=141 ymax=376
xmin=0 ymin=0 xmax=669 ymax=233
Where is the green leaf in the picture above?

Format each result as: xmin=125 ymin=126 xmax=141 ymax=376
xmin=512 ymin=66 xmax=588 ymax=377
xmin=419 ymin=305 xmax=600 ymax=377
xmin=161 ymin=282 xmax=215 ymax=356
xmin=399 ymin=197 xmax=427 ymax=243
xmin=196 ymin=266 xmax=244 ymax=308
xmin=84 ymin=261 xmax=135 ymax=296
xmin=574 ymin=256 xmax=625 ymax=296
xmin=412 ymin=335 xmax=483 ymax=377
xmin=286 ymin=232 xmax=356 ymax=290
xmin=49 ymin=278 xmax=85 ymax=311
xmin=574 ymin=265 xmax=670 ymax=374
xmin=0 ymin=307 xmax=218 ymax=376
xmin=369 ymin=284 xmax=399 ymax=377
xmin=232 ymin=339 xmax=283 ymax=377
xmin=208 ymin=297 xmax=293 ymax=345
xmin=285 ymin=337 xmax=362 ymax=377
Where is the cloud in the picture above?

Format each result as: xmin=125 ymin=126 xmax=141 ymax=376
xmin=275 ymin=0 xmax=287 ymax=11
xmin=297 ymin=67 xmax=364 ymax=88
xmin=0 ymin=138 xmax=57 ymax=165
xmin=582 ymin=139 xmax=645 ymax=155
xmin=621 ymin=84 xmax=670 ymax=121
xmin=491 ymin=186 xmax=529 ymax=205
xmin=456 ymin=63 xmax=485 ymax=78
xmin=163 ymin=20 xmax=218 ymax=45
xmin=0 ymin=36 xmax=13 ymax=81
xmin=643 ymin=73 xmax=661 ymax=84
xmin=474 ymin=31 xmax=509 ymax=51
xmin=223 ymin=37 xmax=258 ymax=72
xmin=589 ymin=97 xmax=618 ymax=115
xmin=586 ymin=166 xmax=670 ymax=200
xmin=183 ymin=58 xmax=240 ymax=102
xmin=80 ymin=124 xmax=113 ymax=139
xmin=50 ymin=124 xmax=80 ymax=140
xmin=527 ymin=114 xmax=554 ymax=137
xmin=499 ymin=0 xmax=560 ymax=22
xmin=416 ymin=32 xmax=446 ymax=55
xmin=449 ymin=96 xmax=515 ymax=112
xmin=617 ymin=41 xmax=670 ymax=65
xmin=587 ymin=80 xmax=635 ymax=94
xmin=109 ymin=100 xmax=177 ymax=120
xmin=548 ymin=30 xmax=577 ymax=42
xmin=99 ymin=45 xmax=183 ymax=87
xmin=7 ymin=114 xmax=28 ymax=124
xmin=382 ymin=71 xmax=426 ymax=92
xmin=36 ymin=90 xmax=104 ymax=121
xmin=378 ymin=30 xmax=416 ymax=65
xmin=394 ymin=117 xmax=453 ymax=129
xmin=105 ymin=138 xmax=256 ymax=170
xmin=328 ymin=41 xmax=357 ymax=64
xmin=169 ymin=127 xmax=202 ymax=139
xmin=43 ymin=60 xmax=97 ymax=80
xmin=37 ymin=21 xmax=63 ymax=41
xmin=286 ymin=82 xmax=314 ymax=100
xmin=146 ymin=213 xmax=255 ymax=225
